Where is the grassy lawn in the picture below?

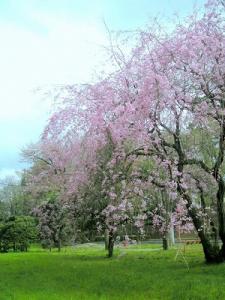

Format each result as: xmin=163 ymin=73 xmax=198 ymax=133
xmin=0 ymin=243 xmax=225 ymax=300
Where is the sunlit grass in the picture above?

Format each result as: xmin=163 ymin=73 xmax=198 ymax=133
xmin=0 ymin=243 xmax=224 ymax=299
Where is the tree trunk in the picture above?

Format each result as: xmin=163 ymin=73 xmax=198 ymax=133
xmin=58 ymin=239 xmax=61 ymax=252
xmin=105 ymin=229 xmax=109 ymax=250
xmin=187 ymin=201 xmax=222 ymax=263
xmin=180 ymin=184 xmax=223 ymax=263
xmin=169 ymin=224 xmax=175 ymax=246
xmin=162 ymin=236 xmax=168 ymax=250
xmin=216 ymin=177 xmax=225 ymax=260
xmin=108 ymin=231 xmax=114 ymax=258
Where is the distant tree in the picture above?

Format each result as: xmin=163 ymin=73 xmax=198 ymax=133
xmin=0 ymin=175 xmax=37 ymax=219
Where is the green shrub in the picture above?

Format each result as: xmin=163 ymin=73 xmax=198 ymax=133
xmin=0 ymin=216 xmax=37 ymax=252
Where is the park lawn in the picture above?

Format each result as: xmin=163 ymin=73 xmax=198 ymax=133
xmin=0 ymin=244 xmax=225 ymax=300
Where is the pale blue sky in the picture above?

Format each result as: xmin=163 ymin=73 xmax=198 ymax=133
xmin=0 ymin=0 xmax=206 ymax=179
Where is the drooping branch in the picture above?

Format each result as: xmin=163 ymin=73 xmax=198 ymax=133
xmin=183 ymin=158 xmax=212 ymax=174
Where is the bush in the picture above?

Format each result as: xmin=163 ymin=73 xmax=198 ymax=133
xmin=0 ymin=216 xmax=37 ymax=252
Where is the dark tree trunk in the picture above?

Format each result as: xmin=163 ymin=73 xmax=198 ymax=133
xmin=199 ymin=233 xmax=221 ymax=263
xmin=186 ymin=196 xmax=222 ymax=263
xmin=162 ymin=236 xmax=168 ymax=250
xmin=197 ymin=176 xmax=225 ymax=263
xmin=108 ymin=231 xmax=114 ymax=258
xmin=216 ymin=177 xmax=225 ymax=259
xmin=173 ymin=122 xmax=225 ymax=262
xmin=105 ymin=229 xmax=109 ymax=250
xmin=176 ymin=154 xmax=223 ymax=262
xmin=178 ymin=174 xmax=223 ymax=263
xmin=58 ymin=239 xmax=61 ymax=252
xmin=219 ymin=242 xmax=225 ymax=258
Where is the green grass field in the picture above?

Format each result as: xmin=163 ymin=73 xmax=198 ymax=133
xmin=0 ymin=243 xmax=225 ymax=300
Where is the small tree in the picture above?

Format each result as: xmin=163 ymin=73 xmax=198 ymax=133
xmin=33 ymin=199 xmax=71 ymax=252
